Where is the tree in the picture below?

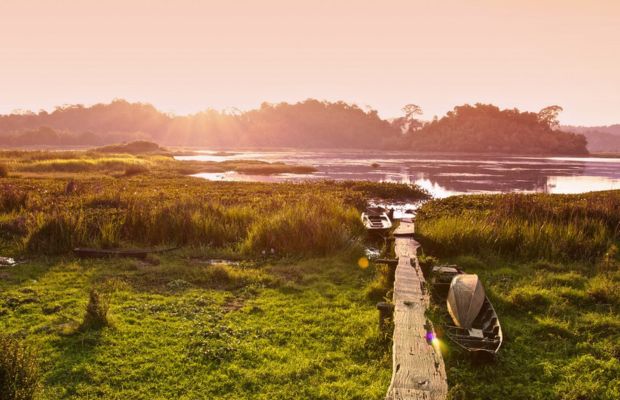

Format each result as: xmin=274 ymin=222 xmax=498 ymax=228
xmin=400 ymin=104 xmax=424 ymax=133
xmin=538 ymin=105 xmax=563 ymax=129
xmin=402 ymin=104 xmax=423 ymax=121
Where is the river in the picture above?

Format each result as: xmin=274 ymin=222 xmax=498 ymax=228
xmin=175 ymin=150 xmax=620 ymax=198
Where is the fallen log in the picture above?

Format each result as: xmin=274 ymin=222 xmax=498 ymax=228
xmin=73 ymin=246 xmax=180 ymax=259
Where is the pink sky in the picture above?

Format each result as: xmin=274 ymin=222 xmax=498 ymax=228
xmin=1 ymin=0 xmax=618 ymax=125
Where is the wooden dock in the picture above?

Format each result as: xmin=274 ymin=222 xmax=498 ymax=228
xmin=385 ymin=220 xmax=448 ymax=400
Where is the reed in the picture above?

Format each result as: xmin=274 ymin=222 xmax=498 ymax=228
xmin=11 ymin=173 xmax=418 ymax=257
xmin=241 ymin=195 xmax=363 ymax=256
xmin=416 ymin=192 xmax=620 ymax=261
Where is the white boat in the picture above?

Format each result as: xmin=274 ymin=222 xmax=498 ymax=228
xmin=361 ymin=207 xmax=392 ymax=232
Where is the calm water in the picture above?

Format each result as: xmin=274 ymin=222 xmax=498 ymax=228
xmin=175 ymin=151 xmax=620 ymax=198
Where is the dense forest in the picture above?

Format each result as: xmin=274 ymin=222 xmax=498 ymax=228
xmin=0 ymin=100 xmax=399 ymax=149
xmin=0 ymin=99 xmax=590 ymax=154
xmin=405 ymin=104 xmax=588 ymax=155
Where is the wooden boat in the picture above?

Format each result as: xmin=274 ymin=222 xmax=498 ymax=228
xmin=361 ymin=207 xmax=392 ymax=232
xmin=431 ymin=269 xmax=503 ymax=355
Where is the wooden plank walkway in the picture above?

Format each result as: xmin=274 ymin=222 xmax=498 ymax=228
xmin=385 ymin=220 xmax=448 ymax=400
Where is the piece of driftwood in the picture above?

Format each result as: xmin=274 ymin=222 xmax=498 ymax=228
xmin=73 ymin=246 xmax=180 ymax=259
xmin=385 ymin=220 xmax=448 ymax=400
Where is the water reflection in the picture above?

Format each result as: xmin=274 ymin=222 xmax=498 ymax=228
xmin=178 ymin=151 xmax=620 ymax=198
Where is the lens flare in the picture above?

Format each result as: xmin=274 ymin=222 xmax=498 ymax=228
xmin=426 ymin=331 xmax=443 ymax=353
xmin=357 ymin=257 xmax=369 ymax=269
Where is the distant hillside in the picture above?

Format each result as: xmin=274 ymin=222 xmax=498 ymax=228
xmin=562 ymin=125 xmax=620 ymax=153
xmin=0 ymin=100 xmax=589 ymax=155
xmin=405 ymin=104 xmax=588 ymax=155
xmin=563 ymin=124 xmax=620 ymax=136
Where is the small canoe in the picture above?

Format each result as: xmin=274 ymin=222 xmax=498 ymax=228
xmin=361 ymin=207 xmax=392 ymax=232
xmin=431 ymin=269 xmax=503 ymax=355
xmin=444 ymin=295 xmax=503 ymax=355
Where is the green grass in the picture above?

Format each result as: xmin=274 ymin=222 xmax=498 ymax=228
xmin=0 ymin=150 xmax=322 ymax=178
xmin=416 ymin=193 xmax=620 ymax=400
xmin=427 ymin=255 xmax=620 ymax=400
xmin=0 ymin=255 xmax=391 ymax=399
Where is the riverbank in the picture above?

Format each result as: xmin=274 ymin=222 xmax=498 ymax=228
xmin=416 ymin=193 xmax=620 ymax=400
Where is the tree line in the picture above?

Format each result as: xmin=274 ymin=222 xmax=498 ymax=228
xmin=0 ymin=99 xmax=589 ymax=154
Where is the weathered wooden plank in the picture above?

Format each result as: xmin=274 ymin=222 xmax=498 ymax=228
xmin=386 ymin=221 xmax=448 ymax=400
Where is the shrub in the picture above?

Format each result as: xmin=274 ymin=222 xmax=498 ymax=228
xmin=0 ymin=186 xmax=28 ymax=212
xmin=0 ymin=164 xmax=8 ymax=178
xmin=25 ymin=211 xmax=87 ymax=254
xmin=241 ymin=195 xmax=363 ymax=256
xmin=0 ymin=335 xmax=40 ymax=400
xmin=81 ymin=288 xmax=110 ymax=329
xmin=123 ymin=164 xmax=149 ymax=177
xmin=95 ymin=140 xmax=164 ymax=154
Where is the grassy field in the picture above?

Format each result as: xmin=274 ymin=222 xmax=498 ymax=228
xmin=0 ymin=148 xmax=429 ymax=399
xmin=416 ymin=193 xmax=620 ymax=400
xmin=1 ymin=148 xmax=619 ymax=399
xmin=1 ymin=254 xmax=392 ymax=399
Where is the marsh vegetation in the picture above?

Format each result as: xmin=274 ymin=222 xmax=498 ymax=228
xmin=0 ymin=149 xmax=618 ymax=399
xmin=0 ymin=149 xmax=427 ymax=399
xmin=416 ymin=193 xmax=620 ymax=400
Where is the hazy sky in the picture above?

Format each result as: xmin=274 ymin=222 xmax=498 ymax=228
xmin=1 ymin=0 xmax=618 ymax=125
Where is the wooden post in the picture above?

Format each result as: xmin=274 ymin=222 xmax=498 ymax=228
xmin=385 ymin=220 xmax=448 ymax=400
xmin=376 ymin=301 xmax=394 ymax=334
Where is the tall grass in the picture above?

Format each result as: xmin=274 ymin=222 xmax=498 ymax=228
xmin=25 ymin=211 xmax=88 ymax=253
xmin=19 ymin=158 xmax=149 ymax=173
xmin=416 ymin=192 xmax=620 ymax=261
xmin=122 ymin=200 xmax=253 ymax=247
xmin=19 ymin=188 xmax=369 ymax=257
xmin=0 ymin=186 xmax=28 ymax=212
xmin=241 ymin=195 xmax=363 ymax=256
xmin=2 ymin=150 xmax=426 ymax=256
xmin=0 ymin=335 xmax=40 ymax=400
